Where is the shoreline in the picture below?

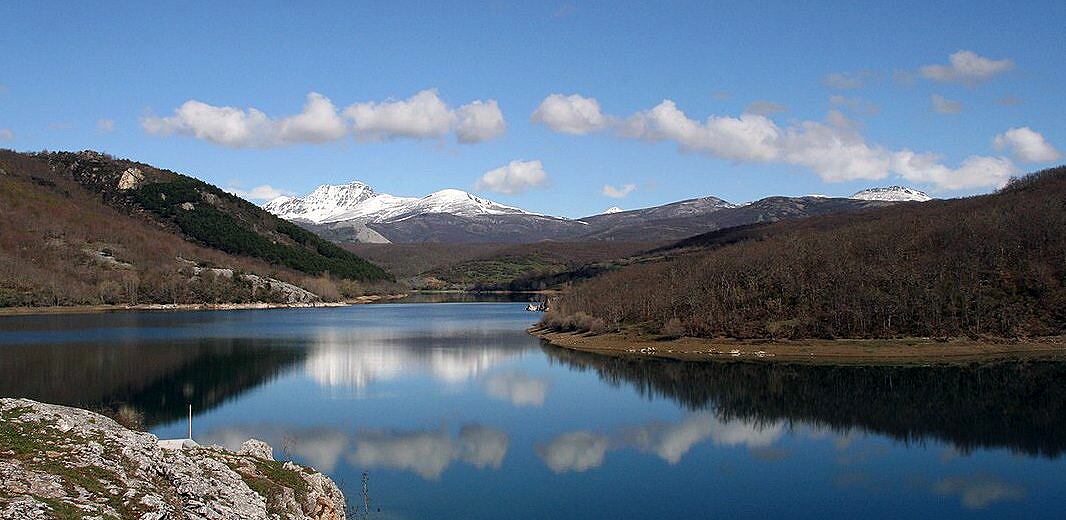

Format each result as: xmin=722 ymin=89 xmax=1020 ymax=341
xmin=0 ymin=293 xmax=408 ymax=317
xmin=529 ymin=327 xmax=1066 ymax=366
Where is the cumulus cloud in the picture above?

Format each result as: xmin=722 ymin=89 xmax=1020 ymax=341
xmin=144 ymin=90 xmax=505 ymax=148
xmin=993 ymin=127 xmax=1061 ymax=163
xmin=892 ymin=151 xmax=1016 ymax=190
xmin=348 ymin=425 xmax=508 ymax=480
xmin=0 ymin=128 xmax=12 ymax=141
xmin=96 ymin=119 xmax=115 ymax=133
xmin=531 ymin=94 xmax=608 ymax=134
xmin=475 ymin=159 xmax=549 ymax=195
xmin=934 ymin=475 xmax=1025 ymax=509
xmin=745 ymin=100 xmax=788 ymax=116
xmin=538 ymin=95 xmax=1019 ymax=191
xmin=455 ymin=100 xmax=506 ymax=143
xmin=345 ymin=89 xmax=454 ymax=141
xmin=226 ymin=184 xmax=294 ymax=202
xmin=823 ymin=71 xmax=871 ymax=90
xmin=920 ymin=50 xmax=1014 ymax=84
xmin=621 ymin=100 xmax=781 ymax=162
xmin=485 ymin=371 xmax=549 ymax=407
xmin=602 ymin=183 xmax=636 ymax=198
xmin=931 ymin=94 xmax=964 ymax=114
xmin=780 ymin=111 xmax=892 ymax=182
xmin=143 ymin=92 xmax=345 ymax=148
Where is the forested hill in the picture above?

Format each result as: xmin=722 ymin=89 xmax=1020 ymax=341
xmin=0 ymin=149 xmax=390 ymax=307
xmin=544 ymin=166 xmax=1066 ymax=340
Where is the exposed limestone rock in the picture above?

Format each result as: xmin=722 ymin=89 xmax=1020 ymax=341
xmin=0 ymin=399 xmax=346 ymax=520
xmin=239 ymin=439 xmax=274 ymax=461
xmin=191 ymin=266 xmax=320 ymax=304
xmin=180 ymin=201 xmax=196 ymax=211
xmin=117 ymin=167 xmax=145 ymax=190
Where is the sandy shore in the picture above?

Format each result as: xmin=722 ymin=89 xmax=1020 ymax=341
xmin=0 ymin=294 xmax=408 ymax=317
xmin=530 ymin=327 xmax=1066 ymax=365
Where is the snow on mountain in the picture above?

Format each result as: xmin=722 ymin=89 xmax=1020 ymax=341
xmin=850 ymin=186 xmax=932 ymax=202
xmin=602 ymin=206 xmax=624 ymax=214
xmin=264 ymin=182 xmax=539 ymax=224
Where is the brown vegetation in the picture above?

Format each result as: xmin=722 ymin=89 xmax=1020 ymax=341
xmin=0 ymin=149 xmax=390 ymax=307
xmin=543 ymin=166 xmax=1066 ymax=339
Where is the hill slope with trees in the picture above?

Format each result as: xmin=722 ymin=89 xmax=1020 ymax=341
xmin=0 ymin=149 xmax=390 ymax=307
xmin=543 ymin=166 xmax=1066 ymax=340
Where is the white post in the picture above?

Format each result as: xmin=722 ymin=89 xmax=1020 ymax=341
xmin=187 ymin=404 xmax=192 ymax=440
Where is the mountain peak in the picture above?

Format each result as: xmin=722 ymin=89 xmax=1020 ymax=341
xmin=265 ymin=182 xmax=536 ymax=224
xmin=850 ymin=186 xmax=932 ymax=202
xmin=602 ymin=206 xmax=624 ymax=214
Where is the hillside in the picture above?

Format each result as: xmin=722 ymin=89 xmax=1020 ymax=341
xmin=543 ymin=166 xmax=1066 ymax=340
xmin=0 ymin=150 xmax=390 ymax=308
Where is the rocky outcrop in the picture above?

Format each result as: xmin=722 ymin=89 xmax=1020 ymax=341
xmin=0 ymin=399 xmax=346 ymax=519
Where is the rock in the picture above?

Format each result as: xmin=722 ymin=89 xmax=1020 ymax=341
xmin=0 ymin=398 xmax=346 ymax=520
xmin=117 ymin=167 xmax=145 ymax=190
xmin=239 ymin=439 xmax=274 ymax=461
xmin=180 ymin=201 xmax=196 ymax=211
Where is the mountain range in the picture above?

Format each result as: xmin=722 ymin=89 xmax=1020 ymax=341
xmin=267 ymin=182 xmax=926 ymax=243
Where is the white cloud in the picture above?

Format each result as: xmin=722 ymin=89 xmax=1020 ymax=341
xmin=0 ymin=128 xmax=12 ymax=141
xmin=892 ymin=151 xmax=1016 ymax=190
xmin=142 ymin=92 xmax=345 ymax=148
xmin=485 ymin=372 xmax=548 ymax=407
xmin=475 ymin=159 xmax=549 ymax=195
xmin=226 ymin=184 xmax=294 ymax=202
xmin=931 ymin=94 xmax=964 ymax=114
xmin=531 ymin=94 xmax=608 ymax=134
xmin=539 ymin=95 xmax=1020 ymax=191
xmin=993 ymin=127 xmax=1062 ymax=163
xmin=920 ymin=50 xmax=1014 ymax=84
xmin=345 ymin=89 xmax=454 ymax=141
xmin=780 ymin=112 xmax=892 ymax=182
xmin=744 ymin=100 xmax=788 ymax=116
xmin=455 ymin=100 xmax=506 ymax=143
xmin=621 ymin=100 xmax=781 ymax=162
xmin=823 ymin=71 xmax=870 ymax=90
xmin=96 ymin=119 xmax=116 ymax=133
xmin=144 ymin=90 xmax=505 ymax=147
xmin=602 ymin=183 xmax=637 ymax=198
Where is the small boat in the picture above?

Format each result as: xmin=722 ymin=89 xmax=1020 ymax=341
xmin=526 ymin=301 xmax=548 ymax=312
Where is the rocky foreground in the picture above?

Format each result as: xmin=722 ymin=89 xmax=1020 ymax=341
xmin=0 ymin=399 xmax=346 ymax=519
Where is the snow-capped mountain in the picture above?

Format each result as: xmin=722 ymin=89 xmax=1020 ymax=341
xmin=602 ymin=206 xmax=624 ymax=214
xmin=850 ymin=186 xmax=932 ymax=202
xmin=265 ymin=182 xmax=535 ymax=224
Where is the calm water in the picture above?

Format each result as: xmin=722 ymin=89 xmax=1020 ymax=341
xmin=2 ymin=303 xmax=1066 ymax=518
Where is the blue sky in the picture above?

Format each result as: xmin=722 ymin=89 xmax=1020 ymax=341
xmin=1 ymin=1 xmax=1063 ymax=217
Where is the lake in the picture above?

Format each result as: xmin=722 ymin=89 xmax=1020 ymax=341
xmin=2 ymin=302 xmax=1065 ymax=518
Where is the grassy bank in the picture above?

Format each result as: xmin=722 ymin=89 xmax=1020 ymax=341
xmin=530 ymin=327 xmax=1066 ymax=366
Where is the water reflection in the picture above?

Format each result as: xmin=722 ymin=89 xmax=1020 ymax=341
xmin=304 ymin=328 xmax=528 ymax=389
xmin=542 ymin=343 xmax=1066 ymax=457
xmin=0 ymin=338 xmax=305 ymax=426
xmin=539 ymin=413 xmax=785 ymax=472
xmin=484 ymin=371 xmax=549 ymax=407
